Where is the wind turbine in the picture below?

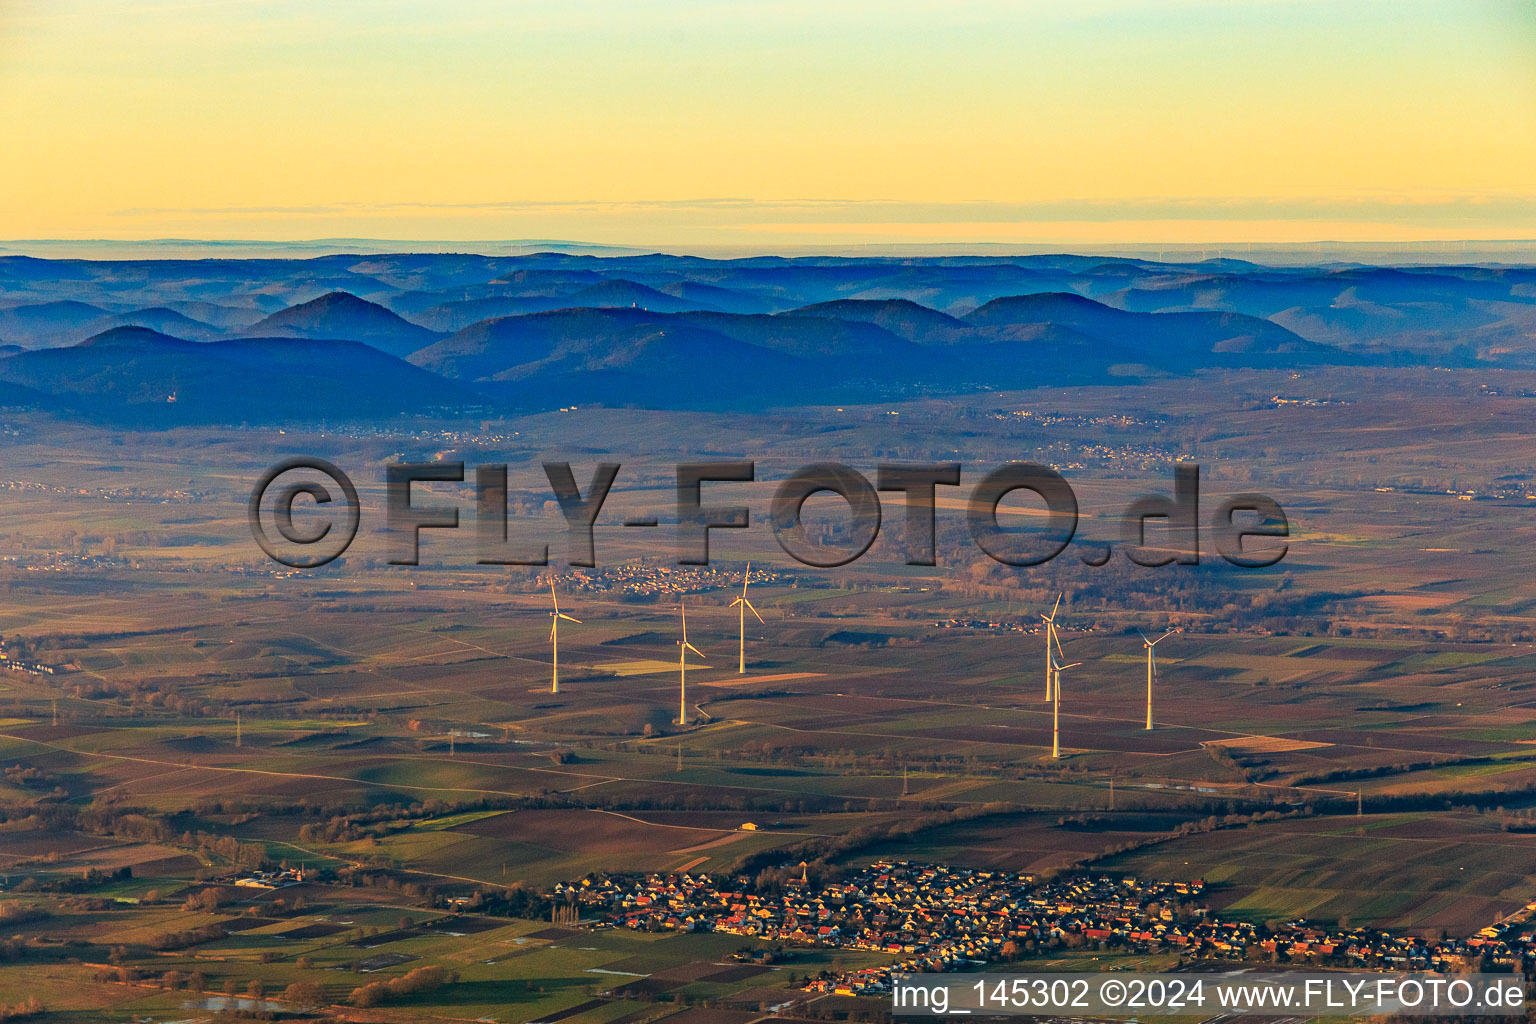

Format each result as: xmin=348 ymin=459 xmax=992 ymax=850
xmin=729 ymin=562 xmax=764 ymax=674
xmin=1050 ymin=650 xmax=1082 ymax=759
xmin=547 ymin=578 xmax=581 ymax=694
xmin=677 ymin=602 xmax=705 ymax=725
xmin=1138 ymin=628 xmax=1177 ymax=730
xmin=1040 ymin=594 xmax=1063 ymax=701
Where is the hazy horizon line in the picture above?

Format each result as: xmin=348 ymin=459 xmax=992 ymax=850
xmin=6 ymin=236 xmax=1536 ymax=266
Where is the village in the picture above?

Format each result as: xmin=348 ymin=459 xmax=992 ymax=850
xmin=550 ymin=860 xmax=1536 ymax=996
xmin=546 ymin=564 xmax=801 ymax=598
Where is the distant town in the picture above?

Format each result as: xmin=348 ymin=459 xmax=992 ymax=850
xmin=553 ymin=860 xmax=1533 ymax=996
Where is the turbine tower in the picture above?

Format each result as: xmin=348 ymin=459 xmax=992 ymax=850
xmin=676 ymin=601 xmax=705 ymax=725
xmin=1139 ymin=628 xmax=1176 ymax=730
xmin=729 ymin=562 xmax=764 ymax=674
xmin=1040 ymin=593 xmax=1063 ymax=701
xmin=547 ymin=578 xmax=581 ymax=694
xmin=1050 ymin=651 xmax=1082 ymax=759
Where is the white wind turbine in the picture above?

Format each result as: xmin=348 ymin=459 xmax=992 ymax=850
xmin=547 ymin=577 xmax=581 ymax=694
xmin=676 ymin=601 xmax=705 ymax=725
xmin=729 ymin=562 xmax=764 ymax=674
xmin=1040 ymin=594 xmax=1063 ymax=701
xmin=1051 ymin=648 xmax=1083 ymax=759
xmin=1138 ymin=628 xmax=1177 ymax=730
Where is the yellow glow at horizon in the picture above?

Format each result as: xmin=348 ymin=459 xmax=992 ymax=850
xmin=1 ymin=0 xmax=1532 ymax=245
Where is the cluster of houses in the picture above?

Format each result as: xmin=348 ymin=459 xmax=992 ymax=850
xmin=551 ymin=860 xmax=1536 ymax=997
xmin=231 ymin=868 xmax=307 ymax=889
xmin=933 ymin=617 xmax=1033 ymax=633
xmin=546 ymin=564 xmax=798 ymax=598
xmin=0 ymin=637 xmax=58 ymax=675
xmin=0 ymin=478 xmax=208 ymax=504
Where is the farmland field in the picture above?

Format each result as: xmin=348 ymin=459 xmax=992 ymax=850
xmin=1097 ymin=812 xmax=1536 ymax=935
xmin=5 ymin=366 xmax=1536 ymax=1021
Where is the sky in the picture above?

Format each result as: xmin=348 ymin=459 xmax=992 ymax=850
xmin=1 ymin=0 xmax=1533 ymax=250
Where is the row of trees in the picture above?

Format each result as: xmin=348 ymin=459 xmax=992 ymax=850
xmin=0 ymin=997 xmax=43 ymax=1021
xmin=349 ymin=966 xmax=456 ymax=1008
xmin=147 ymin=922 xmax=227 ymax=951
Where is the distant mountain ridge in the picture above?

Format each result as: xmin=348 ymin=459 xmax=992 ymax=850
xmin=964 ymin=292 xmax=1340 ymax=367
xmin=238 ymin=291 xmax=441 ymax=356
xmin=406 ymin=292 xmax=1342 ymax=404
xmin=0 ymin=300 xmax=111 ymax=348
xmin=787 ymin=299 xmax=970 ymax=341
xmin=90 ymin=307 xmax=223 ymax=341
xmin=0 ymin=326 xmax=472 ymax=423
xmin=0 ymin=251 xmax=1532 ymax=421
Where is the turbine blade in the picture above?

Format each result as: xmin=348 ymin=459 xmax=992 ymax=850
xmin=1051 ymin=593 xmax=1062 ymax=619
xmin=1061 ymin=661 xmax=1082 ymax=670
xmin=730 ymin=598 xmax=743 ymax=607
xmin=1156 ymin=629 xmax=1177 ymax=644
xmin=549 ymin=577 xmax=559 ymax=612
xmin=560 ymin=614 xmax=581 ymax=623
xmin=684 ymin=643 xmax=704 ymax=658
xmin=1137 ymin=629 xmax=1151 ymax=644
xmin=1053 ymin=626 xmax=1065 ymax=662
xmin=745 ymin=600 xmax=765 ymax=624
